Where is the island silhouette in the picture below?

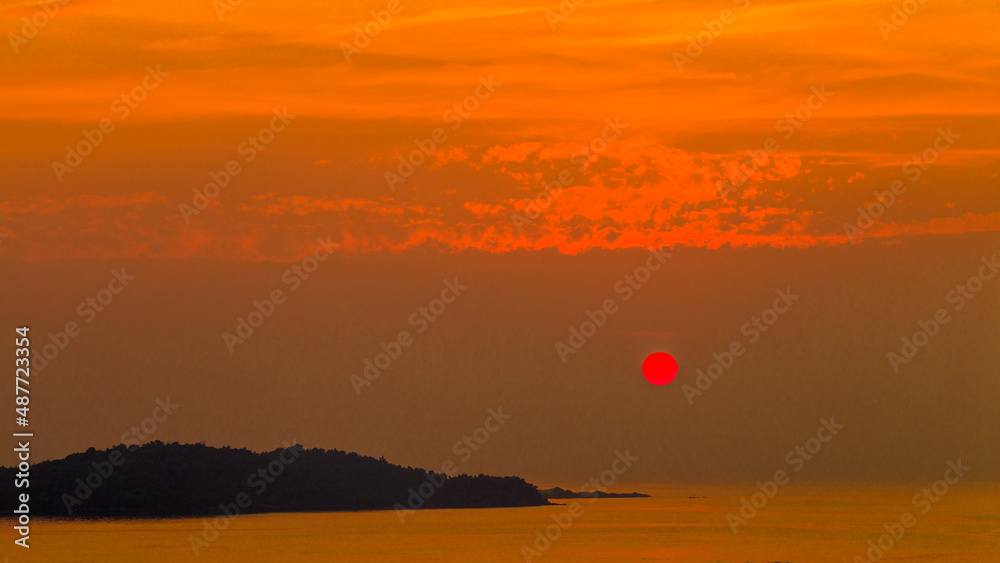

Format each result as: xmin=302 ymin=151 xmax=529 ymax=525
xmin=538 ymin=487 xmax=650 ymax=499
xmin=1 ymin=441 xmax=555 ymax=517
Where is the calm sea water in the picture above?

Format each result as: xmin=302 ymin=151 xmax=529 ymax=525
xmin=5 ymin=485 xmax=998 ymax=562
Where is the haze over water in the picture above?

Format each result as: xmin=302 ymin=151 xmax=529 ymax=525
xmin=5 ymin=485 xmax=997 ymax=562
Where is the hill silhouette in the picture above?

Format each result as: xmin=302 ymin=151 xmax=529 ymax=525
xmin=0 ymin=441 xmax=549 ymax=517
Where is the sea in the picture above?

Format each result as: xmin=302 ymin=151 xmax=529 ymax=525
xmin=4 ymin=485 xmax=997 ymax=562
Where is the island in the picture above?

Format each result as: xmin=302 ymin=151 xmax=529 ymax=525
xmin=0 ymin=441 xmax=549 ymax=517
xmin=538 ymin=486 xmax=650 ymax=499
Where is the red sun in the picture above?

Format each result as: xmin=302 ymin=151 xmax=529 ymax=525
xmin=642 ymin=352 xmax=678 ymax=386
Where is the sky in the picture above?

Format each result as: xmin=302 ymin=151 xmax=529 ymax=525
xmin=1 ymin=0 xmax=998 ymax=484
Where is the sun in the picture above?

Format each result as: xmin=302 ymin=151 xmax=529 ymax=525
xmin=642 ymin=352 xmax=678 ymax=386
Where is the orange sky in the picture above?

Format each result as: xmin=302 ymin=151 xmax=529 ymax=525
xmin=2 ymin=1 xmax=1000 ymax=484
xmin=1 ymin=0 xmax=998 ymax=260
